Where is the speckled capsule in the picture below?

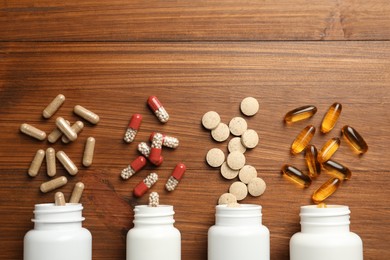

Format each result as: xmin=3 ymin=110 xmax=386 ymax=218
xmin=291 ymin=125 xmax=316 ymax=155
xmin=318 ymin=137 xmax=340 ymax=163
xmin=133 ymin=172 xmax=158 ymax=197
xmin=150 ymin=132 xmax=179 ymax=149
xmin=341 ymin=125 xmax=368 ymax=154
xmin=321 ymin=102 xmax=342 ymax=133
xmin=74 ymin=105 xmax=100 ymax=124
xmin=56 ymin=117 xmax=77 ymax=142
xmin=121 ymin=156 xmax=147 ymax=180
xmin=137 ymin=142 xmax=163 ymax=166
xmin=165 ymin=163 xmax=187 ymax=191
xmin=124 ymin=114 xmax=142 ymax=143
xmin=62 ymin=121 xmax=84 ymax=143
xmin=56 ymin=151 xmax=78 ymax=176
xmin=150 ymin=133 xmax=163 ymax=165
xmin=147 ymin=96 xmax=169 ymax=123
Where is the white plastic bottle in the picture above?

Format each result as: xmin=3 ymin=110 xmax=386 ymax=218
xmin=127 ymin=205 xmax=181 ymax=260
xmin=24 ymin=203 xmax=92 ymax=260
xmin=290 ymin=205 xmax=363 ymax=260
xmin=208 ymin=204 xmax=270 ymax=260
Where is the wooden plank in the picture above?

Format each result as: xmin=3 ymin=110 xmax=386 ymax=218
xmin=1 ymin=0 xmax=390 ymax=41
xmin=0 ymin=42 xmax=389 ymax=260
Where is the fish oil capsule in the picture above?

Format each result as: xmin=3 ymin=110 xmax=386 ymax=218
xmin=56 ymin=151 xmax=78 ymax=176
xmin=323 ymin=159 xmax=352 ymax=180
xmin=284 ymin=105 xmax=317 ymax=123
xmin=312 ymin=177 xmax=341 ymax=203
xmin=40 ymin=176 xmax=68 ymax=193
xmin=69 ymin=182 xmax=85 ymax=203
xmin=165 ymin=163 xmax=186 ymax=191
xmin=82 ymin=137 xmax=95 ymax=167
xmin=341 ymin=125 xmax=368 ymax=154
xmin=28 ymin=149 xmax=45 ymax=177
xmin=149 ymin=192 xmax=159 ymax=207
xmin=55 ymin=192 xmax=66 ymax=206
xmin=150 ymin=133 xmax=163 ymax=165
xmin=121 ymin=156 xmax=147 ymax=180
xmin=318 ymin=137 xmax=340 ymax=163
xmin=42 ymin=94 xmax=65 ymax=119
xmin=55 ymin=117 xmax=77 ymax=142
xmin=62 ymin=121 xmax=84 ymax=143
xmin=20 ymin=123 xmax=46 ymax=141
xmin=133 ymin=172 xmax=158 ymax=197
xmin=124 ymin=114 xmax=142 ymax=143
xmin=46 ymin=148 xmax=56 ymax=177
xmin=74 ymin=105 xmax=100 ymax=124
xmin=321 ymin=102 xmax=342 ymax=133
xmin=281 ymin=164 xmax=312 ymax=188
xmin=150 ymin=132 xmax=179 ymax=149
xmin=304 ymin=145 xmax=321 ymax=178
xmin=148 ymin=96 xmax=169 ymax=123
xmin=290 ymin=125 xmax=316 ymax=154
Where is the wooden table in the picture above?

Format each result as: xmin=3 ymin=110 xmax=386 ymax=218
xmin=1 ymin=1 xmax=389 ymax=260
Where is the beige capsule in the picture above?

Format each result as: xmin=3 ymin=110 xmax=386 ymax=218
xmin=42 ymin=94 xmax=65 ymax=119
xmin=54 ymin=192 xmax=66 ymax=206
xmin=56 ymin=151 xmax=78 ymax=175
xmin=46 ymin=148 xmax=56 ymax=177
xmin=47 ymin=120 xmax=70 ymax=143
xmin=69 ymin=182 xmax=85 ymax=203
xmin=28 ymin=149 xmax=45 ymax=177
xmin=40 ymin=176 xmax=68 ymax=193
xmin=74 ymin=105 xmax=100 ymax=125
xmin=83 ymin=137 xmax=95 ymax=167
xmin=56 ymin=117 xmax=77 ymax=141
xmin=20 ymin=123 xmax=46 ymax=141
xmin=62 ymin=121 xmax=84 ymax=143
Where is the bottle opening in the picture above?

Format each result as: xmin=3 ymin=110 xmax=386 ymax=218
xmin=32 ymin=203 xmax=85 ymax=223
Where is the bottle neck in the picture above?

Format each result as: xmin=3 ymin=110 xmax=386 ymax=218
xmin=32 ymin=203 xmax=84 ymax=230
xmin=300 ymin=205 xmax=351 ymax=233
xmin=215 ymin=204 xmax=262 ymax=226
xmin=133 ymin=205 xmax=175 ymax=227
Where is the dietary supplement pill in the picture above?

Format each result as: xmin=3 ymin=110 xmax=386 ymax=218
xmin=55 ymin=117 xmax=77 ymax=142
xmin=28 ymin=149 xmax=45 ymax=177
xmin=149 ymin=192 xmax=159 ymax=207
xmin=226 ymin=151 xmax=246 ymax=170
xmin=220 ymin=162 xmax=239 ymax=180
xmin=149 ymin=132 xmax=179 ymax=149
xmin=20 ymin=123 xmax=46 ymax=141
xmin=74 ymin=105 xmax=100 ymax=124
xmin=284 ymin=105 xmax=317 ymax=123
xmin=121 ymin=156 xmax=147 ymax=180
xmin=82 ymin=137 xmax=95 ymax=167
xmin=281 ymin=164 xmax=312 ymax=188
xmin=312 ymin=177 xmax=341 ymax=203
xmin=69 ymin=182 xmax=85 ymax=203
xmin=55 ymin=192 xmax=66 ymax=206
xmin=124 ymin=114 xmax=142 ymax=143
xmin=211 ymin=123 xmax=230 ymax=142
xmin=241 ymin=129 xmax=259 ymax=149
xmin=229 ymin=117 xmax=248 ymax=136
xmin=229 ymin=181 xmax=248 ymax=201
xmin=321 ymin=102 xmax=342 ymax=134
xmin=247 ymin=177 xmax=266 ymax=197
xmin=305 ymin=145 xmax=321 ymax=178
xmin=165 ymin=163 xmax=186 ymax=191
xmin=238 ymin=165 xmax=257 ymax=184
xmin=206 ymin=148 xmax=225 ymax=168
xmin=46 ymin=148 xmax=56 ymax=177
xmin=322 ymin=159 xmax=352 ymax=180
xmin=147 ymin=96 xmax=169 ymax=123
xmin=290 ymin=125 xmax=315 ymax=155
xmin=42 ymin=94 xmax=65 ymax=119
xmin=218 ymin=193 xmax=237 ymax=205
xmin=133 ymin=172 xmax=158 ymax=197
xmin=62 ymin=121 xmax=84 ymax=143
xmin=47 ymin=120 xmax=69 ymax=143
xmin=228 ymin=137 xmax=246 ymax=153
xmin=318 ymin=137 xmax=340 ymax=163
xmin=202 ymin=111 xmax=221 ymax=130
xmin=240 ymin=97 xmax=259 ymax=116
xmin=341 ymin=125 xmax=368 ymax=154
xmin=56 ymin=151 xmax=78 ymax=176
xmin=40 ymin=176 xmax=68 ymax=193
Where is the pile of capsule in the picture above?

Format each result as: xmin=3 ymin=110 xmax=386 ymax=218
xmin=202 ymin=97 xmax=266 ymax=207
xmin=282 ymin=103 xmax=368 ymax=203
xmin=20 ymin=94 xmax=99 ymax=205
xmin=120 ymin=96 xmax=186 ymax=198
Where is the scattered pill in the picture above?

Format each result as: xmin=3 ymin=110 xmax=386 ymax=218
xmin=290 ymin=125 xmax=315 ymax=154
xmin=149 ymin=192 xmax=159 ymax=207
xmin=281 ymin=164 xmax=312 ymax=188
xmin=40 ymin=176 xmax=68 ymax=193
xmin=133 ymin=172 xmax=158 ymax=197
xmin=317 ymin=202 xmax=327 ymax=208
xmin=147 ymin=96 xmax=169 ymax=123
xmin=46 ymin=148 xmax=56 ymax=177
xmin=20 ymin=123 xmax=46 ymax=141
xmin=165 ymin=163 xmax=186 ymax=191
xmin=321 ymin=102 xmax=342 ymax=134
xmin=312 ymin=177 xmax=341 ymax=203
xmin=318 ymin=137 xmax=340 ymax=163
xmin=69 ymin=182 xmax=85 ymax=203
xmin=74 ymin=105 xmax=100 ymax=125
xmin=62 ymin=121 xmax=84 ymax=143
xmin=121 ymin=156 xmax=147 ymax=180
xmin=82 ymin=137 xmax=95 ymax=167
xmin=322 ymin=159 xmax=352 ymax=180
xmin=229 ymin=117 xmax=248 ymax=136
xmin=305 ymin=145 xmax=321 ymax=178
xmin=42 ymin=94 xmax=65 ymax=119
xmin=238 ymin=165 xmax=257 ymax=184
xmin=206 ymin=148 xmax=225 ymax=168
xmin=56 ymin=117 xmax=77 ymax=142
xmin=150 ymin=132 xmax=179 ymax=149
xmin=150 ymin=133 xmax=163 ymax=165
xmin=229 ymin=181 xmax=248 ymax=201
xmin=138 ymin=142 xmax=151 ymax=157
xmin=241 ymin=129 xmax=259 ymax=149
xmin=124 ymin=114 xmax=142 ymax=143
xmin=227 ymin=202 xmax=241 ymax=208
xmin=341 ymin=125 xmax=368 ymax=154
xmin=28 ymin=149 xmax=45 ymax=177
xmin=228 ymin=137 xmax=246 ymax=153
xmin=55 ymin=192 xmax=66 ymax=206
xmin=202 ymin=111 xmax=221 ymax=130
xmin=247 ymin=177 xmax=266 ymax=197
xmin=47 ymin=120 xmax=70 ymax=143
xmin=56 ymin=151 xmax=78 ymax=176
xmin=240 ymin=97 xmax=259 ymax=116
xmin=211 ymin=123 xmax=230 ymax=142
xmin=220 ymin=162 xmax=239 ymax=180
xmin=284 ymin=105 xmax=317 ymax=123
xmin=218 ymin=193 xmax=237 ymax=205
xmin=226 ymin=151 xmax=246 ymax=170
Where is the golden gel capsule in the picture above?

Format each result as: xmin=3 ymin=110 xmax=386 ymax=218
xmin=341 ymin=125 xmax=368 ymax=154
xmin=317 ymin=202 xmax=327 ymax=208
xmin=305 ymin=145 xmax=321 ymax=178
xmin=284 ymin=105 xmax=317 ymax=123
xmin=318 ymin=137 xmax=340 ymax=163
xmin=281 ymin=164 xmax=312 ymax=188
xmin=312 ymin=177 xmax=341 ymax=203
xmin=321 ymin=102 xmax=342 ymax=133
xmin=322 ymin=159 xmax=352 ymax=180
xmin=291 ymin=125 xmax=316 ymax=154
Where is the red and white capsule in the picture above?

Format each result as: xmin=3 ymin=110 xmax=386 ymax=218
xmin=150 ymin=133 xmax=163 ymax=165
xmin=124 ymin=114 xmax=142 ymax=143
xmin=133 ymin=172 xmax=158 ymax=197
xmin=150 ymin=132 xmax=179 ymax=149
xmin=165 ymin=163 xmax=187 ymax=191
xmin=147 ymin=96 xmax=169 ymax=123
xmin=138 ymin=142 xmax=163 ymax=166
xmin=121 ymin=156 xmax=147 ymax=180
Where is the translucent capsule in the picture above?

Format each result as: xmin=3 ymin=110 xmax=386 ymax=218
xmin=284 ymin=105 xmax=317 ymax=123
xmin=312 ymin=177 xmax=341 ymax=203
xmin=62 ymin=121 xmax=84 ymax=143
xmin=28 ymin=149 xmax=45 ymax=177
xmin=56 ymin=151 xmax=78 ymax=176
xmin=46 ymin=148 xmax=56 ymax=177
xmin=150 ymin=132 xmax=163 ymax=165
xmin=82 ymin=137 xmax=95 ymax=167
xmin=322 ymin=159 xmax=352 ymax=180
xmin=281 ymin=164 xmax=312 ymax=188
xmin=133 ymin=172 xmax=158 ymax=197
xmin=55 ymin=192 xmax=66 ymax=206
xmin=341 ymin=125 xmax=368 ymax=154
xmin=20 ymin=123 xmax=46 ymax=141
xmin=42 ymin=94 xmax=65 ymax=119
xmin=165 ymin=163 xmax=187 ymax=191
xmin=124 ymin=114 xmax=142 ymax=143
xmin=74 ymin=105 xmax=100 ymax=125
xmin=150 ymin=132 xmax=179 ymax=149
xmin=69 ymin=182 xmax=85 ymax=203
xmin=148 ymin=96 xmax=169 ymax=123
xmin=40 ymin=176 xmax=68 ymax=193
xmin=321 ymin=102 xmax=342 ymax=133
xmin=56 ymin=117 xmax=77 ymax=142
xmin=290 ymin=125 xmax=316 ymax=154
xmin=318 ymin=137 xmax=340 ymax=163
xmin=304 ymin=145 xmax=321 ymax=178
xmin=121 ymin=156 xmax=147 ymax=180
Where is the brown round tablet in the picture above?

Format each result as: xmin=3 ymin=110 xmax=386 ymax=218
xmin=226 ymin=151 xmax=246 ymax=170
xmin=238 ymin=165 xmax=257 ymax=184
xmin=220 ymin=162 xmax=239 ymax=180
xmin=229 ymin=181 xmax=248 ymax=201
xmin=241 ymin=129 xmax=259 ymax=149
